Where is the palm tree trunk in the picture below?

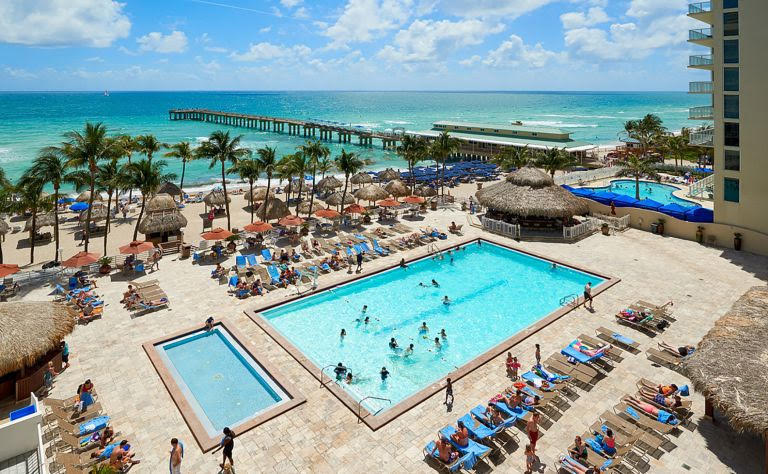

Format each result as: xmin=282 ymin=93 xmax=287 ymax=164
xmin=84 ymin=174 xmax=95 ymax=252
xmin=29 ymin=210 xmax=37 ymax=264
xmin=308 ymin=164 xmax=317 ymax=218
xmin=133 ymin=194 xmax=146 ymax=240
xmin=249 ymin=179 xmax=254 ymax=223
xmin=635 ymin=176 xmax=640 ymax=200
xmin=103 ymin=191 xmax=113 ymax=255
xmin=263 ymin=175 xmax=272 ymax=221
xmin=435 ymin=158 xmax=440 ymax=197
xmin=0 ymin=236 xmax=4 ymax=264
xmin=53 ymin=186 xmax=60 ymax=261
xmin=340 ymin=176 xmax=349 ymax=212
xmin=441 ymin=157 xmax=447 ymax=198
xmin=221 ymin=162 xmax=231 ymax=230
xmin=295 ymin=180 xmax=304 ymax=215
xmin=179 ymin=160 xmax=186 ymax=202
xmin=127 ymin=155 xmax=133 ymax=204
xmin=409 ymin=160 xmax=415 ymax=194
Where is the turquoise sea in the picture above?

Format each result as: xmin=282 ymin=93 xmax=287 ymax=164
xmin=0 ymin=91 xmax=707 ymax=190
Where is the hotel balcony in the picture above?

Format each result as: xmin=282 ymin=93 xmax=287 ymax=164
xmin=689 ymin=28 xmax=713 ymax=47
xmin=688 ymin=2 xmax=713 ymax=24
xmin=689 ymin=54 xmax=713 ymax=70
xmin=689 ymin=128 xmax=714 ymax=147
xmin=689 ymin=106 xmax=714 ymax=120
xmin=689 ymin=81 xmax=714 ymax=94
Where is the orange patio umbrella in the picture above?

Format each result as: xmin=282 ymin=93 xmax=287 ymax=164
xmin=343 ymin=204 xmax=366 ymax=215
xmin=0 ymin=264 xmax=20 ymax=278
xmin=401 ymin=195 xmax=425 ymax=204
xmin=314 ymin=208 xmax=340 ymax=219
xmin=201 ymin=227 xmax=234 ymax=241
xmin=278 ymin=215 xmax=305 ymax=227
xmin=377 ymin=198 xmax=400 ymax=207
xmin=61 ymin=251 xmax=100 ymax=268
xmin=119 ymin=240 xmax=155 ymax=255
xmin=243 ymin=221 xmax=273 ymax=233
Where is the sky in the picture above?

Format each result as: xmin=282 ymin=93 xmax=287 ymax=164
xmin=0 ymin=0 xmax=709 ymax=91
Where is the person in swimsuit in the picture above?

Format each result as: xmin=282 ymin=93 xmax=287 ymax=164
xmin=444 ymin=378 xmax=453 ymax=406
xmin=170 ymin=438 xmax=183 ymax=474
xmin=440 ymin=329 xmax=447 ymax=339
xmin=340 ymin=329 xmax=346 ymax=338
xmin=333 ymin=363 xmax=347 ymax=380
xmin=527 ymin=412 xmax=540 ymax=454
xmin=431 ymin=438 xmax=458 ymax=463
xmin=404 ymin=344 xmax=414 ymax=357
xmin=431 ymin=279 xmax=439 ymax=287
xmin=389 ymin=338 xmax=398 ymax=349
xmin=345 ymin=372 xmax=353 ymax=383
xmin=583 ymin=282 xmax=593 ymax=310
xmin=380 ymin=367 xmax=389 ymax=381
xmin=451 ymin=421 xmax=469 ymax=447
xmin=434 ymin=337 xmax=442 ymax=349
xmin=212 ymin=427 xmax=234 ymax=469
xmin=525 ymin=444 xmax=536 ymax=474
xmin=443 ymin=296 xmax=451 ymax=305
xmin=205 ymin=317 xmax=214 ymax=331
xmin=569 ymin=436 xmax=589 ymax=462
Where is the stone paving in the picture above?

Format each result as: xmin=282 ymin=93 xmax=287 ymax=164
xmin=27 ymin=206 xmax=768 ymax=474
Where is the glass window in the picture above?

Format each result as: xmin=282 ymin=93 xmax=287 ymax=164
xmin=723 ymin=12 xmax=738 ymax=36
xmin=724 ymin=150 xmax=740 ymax=171
xmin=723 ymin=178 xmax=739 ymax=203
xmin=724 ymin=122 xmax=739 ymax=147
xmin=724 ymin=0 xmax=738 ymax=9
xmin=724 ymin=68 xmax=739 ymax=91
xmin=724 ymin=95 xmax=739 ymax=119
xmin=724 ymin=40 xmax=739 ymax=63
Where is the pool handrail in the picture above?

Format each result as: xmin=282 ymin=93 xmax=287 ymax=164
xmin=319 ymin=364 xmax=337 ymax=388
xmin=357 ymin=396 xmax=392 ymax=423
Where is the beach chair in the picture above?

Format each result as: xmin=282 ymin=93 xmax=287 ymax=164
xmin=561 ymin=341 xmax=608 ymax=366
xmin=371 ymin=239 xmax=391 ymax=256
xmin=261 ymin=248 xmax=273 ymax=263
xmin=636 ymin=300 xmax=674 ymax=318
xmin=423 ymin=441 xmax=474 ymax=472
xmin=491 ymin=401 xmax=531 ymax=424
xmin=56 ymin=415 xmax=110 ymax=438
xmin=595 ymin=413 xmax=668 ymax=455
xmin=439 ymin=426 xmax=491 ymax=461
xmin=614 ymin=311 xmax=660 ymax=333
xmin=246 ymin=254 xmax=259 ymax=267
xmin=47 ymin=403 xmax=103 ymax=424
xmin=458 ymin=413 xmax=501 ymax=442
xmin=636 ymin=388 xmax=693 ymax=420
xmin=227 ymin=276 xmax=239 ymax=291
xmin=578 ymin=334 xmax=624 ymax=363
xmin=469 ymin=405 xmax=518 ymax=435
xmin=614 ymin=401 xmax=676 ymax=434
xmin=645 ymin=348 xmax=681 ymax=369
xmin=236 ymin=255 xmax=247 ymax=270
xmin=265 ymin=265 xmax=283 ymax=286
xmin=547 ymin=353 xmax=600 ymax=382
xmin=595 ymin=327 xmax=640 ymax=351
xmin=629 ymin=304 xmax=675 ymax=323
xmin=54 ymin=452 xmax=98 ymax=471
xmin=58 ymin=428 xmax=118 ymax=453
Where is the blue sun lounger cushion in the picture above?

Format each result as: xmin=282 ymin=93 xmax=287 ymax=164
xmin=491 ymin=401 xmax=526 ymax=419
xmin=470 ymin=404 xmax=516 ymax=429
xmin=458 ymin=414 xmax=497 ymax=440
xmin=657 ymin=409 xmax=679 ymax=425
xmin=611 ymin=332 xmax=636 ymax=347
xmin=561 ymin=343 xmax=604 ymax=363
xmin=424 ymin=441 xmax=471 ymax=472
xmin=266 ymin=265 xmax=282 ymax=285
xmin=246 ymin=254 xmax=258 ymax=267
xmin=439 ymin=426 xmax=488 ymax=467
xmin=534 ymin=364 xmax=570 ymax=383
xmin=261 ymin=249 xmax=272 ymax=262
xmin=78 ymin=416 xmax=109 ymax=436
xmin=236 ymin=255 xmax=246 ymax=270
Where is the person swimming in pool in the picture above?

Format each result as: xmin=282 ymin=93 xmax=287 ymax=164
xmin=431 ymin=279 xmax=439 ymax=287
xmin=440 ymin=329 xmax=447 ymax=339
xmin=389 ymin=338 xmax=398 ymax=349
xmin=364 ymin=316 xmax=370 ymax=325
xmin=345 ymin=372 xmax=353 ymax=384
xmin=443 ymin=296 xmax=451 ymax=305
xmin=340 ymin=328 xmax=346 ymax=338
xmin=434 ymin=337 xmax=442 ymax=349
xmin=419 ymin=322 xmax=429 ymax=333
xmin=380 ymin=367 xmax=389 ymax=381
xmin=404 ymin=344 xmax=414 ymax=357
xmin=334 ymin=363 xmax=347 ymax=380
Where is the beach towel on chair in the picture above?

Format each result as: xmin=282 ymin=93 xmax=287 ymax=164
xmin=439 ymin=426 xmax=490 ymax=460
xmin=79 ymin=415 xmax=109 ymax=436
xmin=657 ymin=409 xmax=678 ymax=425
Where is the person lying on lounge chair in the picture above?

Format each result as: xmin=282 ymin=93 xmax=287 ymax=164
xmin=558 ymin=454 xmax=600 ymax=474
xmin=251 ymin=280 xmax=264 ymax=296
xmin=572 ymin=340 xmax=612 ymax=357
xmin=569 ymin=436 xmax=589 ymax=463
xmin=431 ymin=437 xmax=458 ymax=464
xmin=618 ymin=309 xmax=653 ymax=324
xmin=656 ymin=384 xmax=679 ymax=396
xmin=639 ymin=387 xmax=682 ymax=408
xmin=121 ymin=285 xmax=136 ymax=304
xmin=625 ymin=396 xmax=679 ymax=424
xmin=211 ymin=264 xmax=226 ymax=279
xmin=450 ymin=421 xmax=469 ymax=448
xmin=659 ymin=341 xmax=696 ymax=357
xmin=108 ymin=440 xmax=140 ymax=469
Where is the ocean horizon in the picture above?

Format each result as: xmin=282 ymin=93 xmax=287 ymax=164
xmin=0 ymin=90 xmax=707 ymax=191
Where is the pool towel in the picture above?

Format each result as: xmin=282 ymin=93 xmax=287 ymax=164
xmin=470 ymin=405 xmax=516 ymax=429
xmin=657 ymin=409 xmax=678 ymax=425
xmin=78 ymin=415 xmax=109 ymax=436
xmin=534 ymin=364 xmax=570 ymax=383
xmin=439 ymin=426 xmax=488 ymax=468
xmin=611 ymin=332 xmax=636 ymax=347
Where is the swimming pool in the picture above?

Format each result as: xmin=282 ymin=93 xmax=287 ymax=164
xmin=258 ymin=240 xmax=610 ymax=424
xmin=586 ymin=179 xmax=698 ymax=207
xmin=145 ymin=322 xmax=304 ymax=450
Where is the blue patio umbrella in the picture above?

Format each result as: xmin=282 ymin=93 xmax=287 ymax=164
xmin=58 ymin=197 xmax=75 ymax=204
xmin=70 ymin=202 xmax=89 ymax=212
xmin=684 ymin=206 xmax=714 ymax=223
xmin=590 ymin=191 xmax=621 ymax=205
xmin=611 ymin=194 xmax=640 ymax=207
xmin=658 ymin=203 xmax=688 ymax=220
xmin=635 ymin=199 xmax=664 ymax=211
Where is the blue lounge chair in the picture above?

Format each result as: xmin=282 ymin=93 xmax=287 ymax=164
xmin=470 ymin=404 xmax=516 ymax=430
xmin=359 ymin=242 xmax=379 ymax=257
xmin=521 ymin=371 xmax=558 ymax=391
xmin=491 ymin=401 xmax=528 ymax=421
xmin=246 ymin=254 xmax=259 ymax=267
xmin=68 ymin=277 xmax=79 ymax=291
xmin=266 ymin=265 xmax=283 ymax=286
xmin=77 ymin=415 xmax=110 ymax=436
xmin=423 ymin=441 xmax=473 ymax=472
xmin=319 ymin=263 xmax=332 ymax=272
xmin=533 ymin=364 xmax=571 ymax=383
xmin=236 ymin=255 xmax=247 ymax=270
xmin=192 ymin=252 xmax=202 ymax=264
xmin=439 ymin=426 xmax=491 ymax=461
xmin=134 ymin=263 xmax=145 ymax=274
xmin=261 ymin=248 xmax=272 ymax=262
xmin=228 ymin=275 xmax=239 ymax=290
xmin=561 ymin=342 xmax=605 ymax=364
xmin=458 ymin=413 xmax=500 ymax=441
xmin=371 ymin=239 xmax=390 ymax=255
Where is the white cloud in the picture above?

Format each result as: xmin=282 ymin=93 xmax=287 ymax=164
xmin=0 ymin=0 xmax=130 ymax=47
xmin=195 ymin=56 xmax=221 ymax=75
xmin=438 ymin=0 xmax=554 ymax=19
xmin=324 ymin=0 xmax=413 ymax=49
xmin=230 ymin=42 xmax=312 ymax=62
xmin=4 ymin=67 xmax=38 ymax=79
xmin=294 ymin=7 xmax=309 ymax=19
xmin=627 ymin=0 xmax=687 ymax=18
xmin=259 ymin=26 xmax=272 ymax=33
xmin=118 ymin=46 xmax=138 ymax=56
xmin=85 ymin=56 xmax=104 ymax=62
xmin=204 ymin=46 xmax=228 ymax=53
xmin=137 ymin=31 xmax=188 ymax=54
xmin=280 ymin=0 xmax=302 ymax=6
xmin=469 ymin=34 xmax=565 ymax=68
xmin=378 ymin=19 xmax=504 ymax=64
xmin=560 ymin=7 xmax=610 ymax=29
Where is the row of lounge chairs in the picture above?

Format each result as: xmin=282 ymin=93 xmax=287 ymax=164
xmin=615 ymin=301 xmax=675 ymax=334
xmin=127 ymin=279 xmax=169 ymax=312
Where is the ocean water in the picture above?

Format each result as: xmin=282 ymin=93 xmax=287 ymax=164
xmin=262 ymin=240 xmax=604 ymax=413
xmin=0 ymin=91 xmax=706 ymax=189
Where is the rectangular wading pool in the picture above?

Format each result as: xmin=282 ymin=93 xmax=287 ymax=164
xmin=143 ymin=320 xmax=305 ymax=450
xmin=248 ymin=239 xmax=618 ymax=429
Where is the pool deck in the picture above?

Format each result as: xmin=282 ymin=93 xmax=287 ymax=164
xmin=24 ymin=205 xmax=768 ymax=473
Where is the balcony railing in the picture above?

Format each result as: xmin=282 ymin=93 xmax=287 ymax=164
xmin=689 ymin=81 xmax=714 ymax=93
xmin=689 ymin=54 xmax=713 ymax=67
xmin=689 ymin=106 xmax=714 ymax=120
xmin=689 ymin=2 xmax=711 ymax=14
xmin=689 ymin=28 xmax=713 ymax=41
xmin=689 ymin=128 xmax=714 ymax=147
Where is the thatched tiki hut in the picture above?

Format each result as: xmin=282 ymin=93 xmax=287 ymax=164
xmin=354 ymin=185 xmax=389 ymax=203
xmin=316 ymin=176 xmax=342 ymax=193
xmin=245 ymin=187 xmax=275 ymax=203
xmin=385 ymin=179 xmax=410 ymax=198
xmin=157 ymin=181 xmax=182 ymax=200
xmin=79 ymin=203 xmax=108 ymax=224
xmin=683 ymin=286 xmax=768 ymax=473
xmin=475 ymin=166 xmax=588 ymax=230
xmin=255 ymin=198 xmax=290 ymax=222
xmin=204 ymin=189 xmax=230 ymax=213
xmin=0 ymin=302 xmax=76 ymax=400
xmin=139 ymin=193 xmax=187 ymax=244
xmin=350 ymin=172 xmax=373 ymax=187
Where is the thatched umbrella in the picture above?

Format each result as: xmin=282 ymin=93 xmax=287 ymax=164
xmin=316 ymin=176 xmax=342 ymax=193
xmin=325 ymin=191 xmax=355 ymax=207
xmin=683 ymin=286 xmax=768 ymax=441
xmin=350 ymin=172 xmax=373 ymax=186
xmin=354 ymin=185 xmax=388 ymax=202
xmin=385 ymin=179 xmax=410 ymax=198
xmin=76 ymin=191 xmax=102 ymax=202
xmin=204 ymin=189 xmax=230 ymax=207
xmin=25 ymin=213 xmax=56 ymax=232
xmin=0 ymin=219 xmax=10 ymax=236
xmin=145 ymin=193 xmax=178 ymax=213
xmin=138 ymin=210 xmax=188 ymax=235
xmin=79 ymin=203 xmax=108 ymax=223
xmin=415 ymin=186 xmax=437 ymax=198
xmin=0 ymin=302 xmax=76 ymax=377
xmin=255 ymin=198 xmax=290 ymax=221
xmin=157 ymin=182 xmax=182 ymax=197
xmin=378 ymin=168 xmax=400 ymax=181
xmin=475 ymin=166 xmax=588 ymax=218
xmin=245 ymin=187 xmax=275 ymax=203
xmin=298 ymin=200 xmax=322 ymax=215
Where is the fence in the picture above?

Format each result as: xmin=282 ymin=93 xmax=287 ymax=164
xmin=555 ymin=166 xmax=623 ymax=186
xmin=563 ymin=218 xmax=600 ymax=240
xmin=591 ymin=213 xmax=631 ymax=231
xmin=480 ymin=216 xmax=520 ymax=239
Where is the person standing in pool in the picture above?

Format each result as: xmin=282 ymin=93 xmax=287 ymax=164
xmin=440 ymin=329 xmax=447 ymax=339
xmin=333 ymin=363 xmax=347 ymax=380
xmin=419 ymin=322 xmax=429 ymax=334
xmin=389 ymin=338 xmax=398 ymax=350
xmin=431 ymin=279 xmax=440 ymax=287
xmin=404 ymin=344 xmax=414 ymax=357
xmin=434 ymin=337 xmax=442 ymax=349
xmin=211 ymin=427 xmax=234 ymax=470
xmin=399 ymin=259 xmax=408 ymax=269
xmin=380 ymin=367 xmax=389 ymax=381
xmin=340 ymin=329 xmax=346 ymax=339
xmin=583 ymin=282 xmax=593 ymax=310
xmin=443 ymin=296 xmax=451 ymax=305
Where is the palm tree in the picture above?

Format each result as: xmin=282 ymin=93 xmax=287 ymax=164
xmin=196 ymin=131 xmax=251 ymax=230
xmin=317 ymin=155 xmax=333 ymax=179
xmin=334 ymin=149 xmax=365 ymax=211
xmin=12 ymin=176 xmax=54 ymax=264
xmin=537 ymin=147 xmax=575 ymax=179
xmin=59 ymin=122 xmax=116 ymax=252
xmin=164 ymin=141 xmax=196 ymax=200
xmin=491 ymin=145 xmax=532 ymax=172
xmin=279 ymin=153 xmax=310 ymax=214
xmin=135 ymin=134 xmax=164 ymax=163
xmin=396 ymin=135 xmax=428 ymax=193
xmin=0 ymin=169 xmax=10 ymax=263
xmin=661 ymin=134 xmax=697 ymax=170
xmin=430 ymin=131 xmax=462 ymax=196
xmin=255 ymin=146 xmax=278 ymax=220
xmin=623 ymin=114 xmax=666 ymax=158
xmin=619 ymin=154 xmax=661 ymax=200
xmin=25 ymin=149 xmax=71 ymax=261
xmin=95 ymin=159 xmax=128 ymax=254
xmin=114 ymin=135 xmax=136 ymax=202
xmin=124 ymin=159 xmax=177 ymax=240
xmin=228 ymin=157 xmax=262 ymax=222
xmin=298 ymin=140 xmax=330 ymax=218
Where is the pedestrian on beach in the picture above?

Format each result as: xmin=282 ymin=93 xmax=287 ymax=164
xmin=524 ymin=444 xmax=535 ymax=474
xmin=584 ymin=282 xmax=593 ymax=310
xmin=534 ymin=344 xmax=541 ymax=366
xmin=444 ymin=377 xmax=453 ymax=406
xmin=356 ymin=252 xmax=363 ymax=272
xmin=527 ymin=412 xmax=540 ymax=454
xmin=61 ymin=341 xmax=70 ymax=370
xmin=169 ymin=438 xmax=183 ymax=474
xmin=211 ymin=427 xmax=234 ymax=469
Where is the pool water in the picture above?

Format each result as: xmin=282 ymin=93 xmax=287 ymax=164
xmin=262 ymin=241 xmax=604 ymax=414
xmin=587 ymin=179 xmax=698 ymax=207
xmin=159 ymin=328 xmax=287 ymax=434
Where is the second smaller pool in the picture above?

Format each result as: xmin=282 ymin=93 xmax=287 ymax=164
xmin=586 ymin=179 xmax=698 ymax=207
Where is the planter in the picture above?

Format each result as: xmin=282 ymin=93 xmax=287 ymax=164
xmin=430 ymin=200 xmax=437 ymax=211
xmin=695 ymin=227 xmax=704 ymax=244
xmin=99 ymin=264 xmax=111 ymax=274
xmin=601 ymin=223 xmax=610 ymax=236
xmin=734 ymin=233 xmax=742 ymax=251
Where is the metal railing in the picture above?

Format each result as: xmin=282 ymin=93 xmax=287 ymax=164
xmin=592 ymin=213 xmax=631 ymax=231
xmin=689 ymin=28 xmax=712 ymax=41
xmin=555 ymin=166 xmax=623 ymax=186
xmin=689 ymin=81 xmax=713 ymax=94
xmin=688 ymin=174 xmax=715 ymax=199
xmin=689 ymin=54 xmax=713 ymax=67
xmin=480 ymin=216 xmax=520 ymax=239
xmin=689 ymin=128 xmax=714 ymax=147
xmin=357 ymin=396 xmax=391 ymax=423
xmin=319 ymin=364 xmax=337 ymax=388
xmin=559 ymin=293 xmax=579 ymax=307
xmin=689 ymin=106 xmax=714 ymax=119
xmin=689 ymin=2 xmax=711 ymax=14
xmin=563 ymin=218 xmax=600 ymax=240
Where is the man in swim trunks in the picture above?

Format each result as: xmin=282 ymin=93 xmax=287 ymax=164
xmin=333 ymin=363 xmax=347 ymax=380
xmin=583 ymin=282 xmax=593 ymax=310
xmin=389 ymin=338 xmax=398 ymax=349
xmin=380 ymin=367 xmax=389 ymax=380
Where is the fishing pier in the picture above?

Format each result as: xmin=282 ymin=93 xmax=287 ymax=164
xmin=168 ymin=109 xmax=403 ymax=149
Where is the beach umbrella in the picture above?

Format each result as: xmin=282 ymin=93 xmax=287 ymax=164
xmin=255 ymin=198 xmax=290 ymax=221
xmin=61 ymin=251 xmax=100 ymax=268
xmin=315 ymin=208 xmax=340 ymax=219
xmin=635 ymin=199 xmax=664 ymax=211
xmin=243 ymin=221 xmax=273 ymax=233
xmin=350 ymin=172 xmax=373 ymax=186
xmin=157 ymin=182 xmax=182 ymax=197
xmin=658 ymin=203 xmax=688 ymax=220
xmin=378 ymin=168 xmax=400 ymax=181
xmin=401 ymin=195 xmax=425 ymax=204
xmin=611 ymin=195 xmax=640 ymax=207
xmin=70 ymin=202 xmax=89 ymax=212
xmin=58 ymin=197 xmax=75 ymax=205
xmin=298 ymin=200 xmax=322 ymax=215
xmin=201 ymin=227 xmax=234 ymax=241
xmin=384 ymin=179 xmax=410 ymax=198
xmin=24 ymin=213 xmax=56 ymax=232
xmin=0 ymin=264 xmax=20 ymax=278
xmin=354 ymin=185 xmax=388 ymax=202
xmin=76 ymin=191 xmax=102 ymax=202
xmin=684 ymin=206 xmax=714 ymax=223
xmin=145 ymin=193 xmax=178 ymax=212
xmin=316 ymin=176 xmax=342 ymax=192
xmin=343 ymin=204 xmax=366 ymax=215
xmin=245 ymin=187 xmax=275 ymax=203
xmin=119 ymin=240 xmax=155 ymax=255
xmin=324 ymin=192 xmax=355 ymax=207
xmin=415 ymin=186 xmax=437 ymax=198
xmin=278 ymin=215 xmax=305 ymax=227
xmin=377 ymin=198 xmax=400 ymax=207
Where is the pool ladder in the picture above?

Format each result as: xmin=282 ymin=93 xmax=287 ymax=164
xmin=560 ymin=293 xmax=579 ymax=308
xmin=427 ymin=243 xmax=440 ymax=256
xmin=357 ymin=396 xmax=392 ymax=423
